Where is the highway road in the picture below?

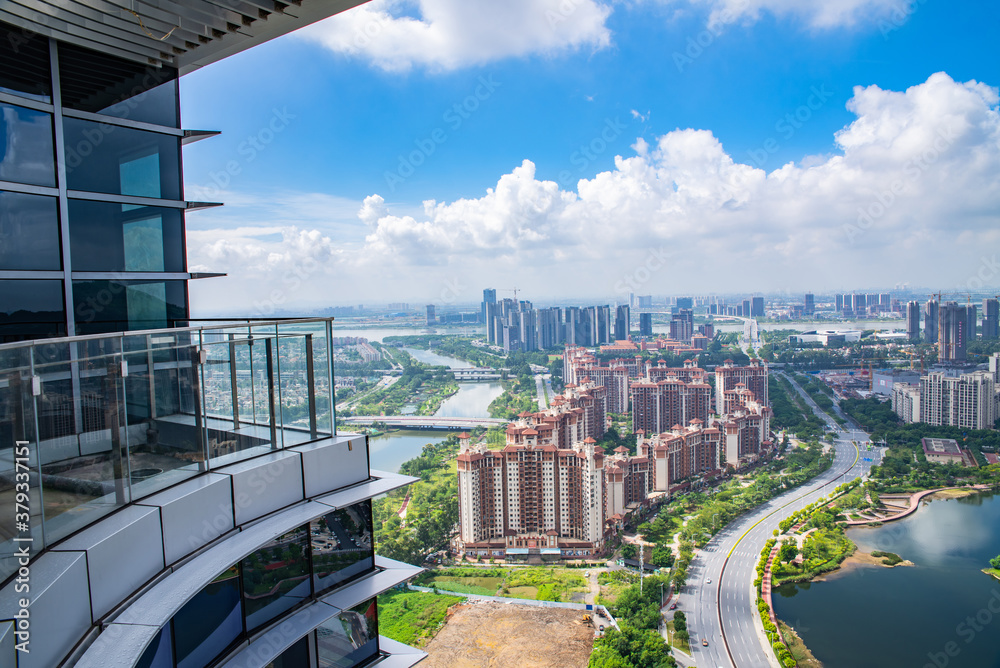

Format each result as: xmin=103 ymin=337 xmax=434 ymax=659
xmin=676 ymin=372 xmax=883 ymax=668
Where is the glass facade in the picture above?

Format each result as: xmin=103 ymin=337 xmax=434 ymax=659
xmin=0 ymin=20 xmax=190 ymax=340
xmin=0 ymin=320 xmax=338 ymax=582
xmin=71 ymin=279 xmax=187 ymax=334
xmin=312 ymin=504 xmax=375 ymax=594
xmin=0 ymin=103 xmax=56 ymax=187
xmin=0 ymin=279 xmax=65 ymax=341
xmin=243 ymin=526 xmax=312 ymax=632
xmin=0 ymin=191 xmax=61 ymax=270
xmin=134 ymin=503 xmax=378 ymax=668
xmin=68 ymin=199 xmax=185 ymax=272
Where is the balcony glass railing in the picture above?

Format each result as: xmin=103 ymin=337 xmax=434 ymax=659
xmin=0 ymin=318 xmax=337 ymax=583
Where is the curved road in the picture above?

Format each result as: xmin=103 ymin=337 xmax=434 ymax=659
xmin=676 ymin=372 xmax=882 ymax=668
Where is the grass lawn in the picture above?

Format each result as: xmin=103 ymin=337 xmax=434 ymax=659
xmin=427 ymin=576 xmax=502 ymax=596
xmin=506 ymin=585 xmax=539 ymax=599
xmin=665 ymin=621 xmax=690 ymax=655
xmin=984 ymin=568 xmax=1000 ymax=582
xmin=378 ymin=589 xmax=465 ymax=647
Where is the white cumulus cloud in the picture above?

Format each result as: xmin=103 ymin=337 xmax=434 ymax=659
xmin=298 ymin=0 xmax=612 ymax=72
xmin=188 ymin=72 xmax=1000 ymax=312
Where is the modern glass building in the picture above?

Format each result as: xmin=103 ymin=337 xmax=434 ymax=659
xmin=0 ymin=3 xmax=426 ymax=667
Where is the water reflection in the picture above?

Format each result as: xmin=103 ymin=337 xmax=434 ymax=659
xmin=773 ymin=493 xmax=1000 ymax=668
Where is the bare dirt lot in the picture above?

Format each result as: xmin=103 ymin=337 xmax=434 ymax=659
xmin=421 ymin=602 xmax=595 ymax=667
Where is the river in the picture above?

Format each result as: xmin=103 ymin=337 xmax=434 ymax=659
xmin=365 ymin=346 xmax=503 ymax=473
xmin=772 ymin=491 xmax=1000 ymax=668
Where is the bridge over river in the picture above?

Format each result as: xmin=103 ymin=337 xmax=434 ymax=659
xmin=339 ymin=416 xmax=508 ymax=430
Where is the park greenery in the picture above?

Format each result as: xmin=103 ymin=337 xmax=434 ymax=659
xmin=351 ymin=354 xmax=458 ymax=416
xmin=377 ymin=588 xmax=464 ymax=647
xmin=373 ymin=434 xmax=460 ymax=565
xmin=840 ymin=397 xmax=1000 ymax=491
xmin=589 ymin=572 xmax=676 ymax=668
xmin=769 ymin=375 xmax=829 ymax=439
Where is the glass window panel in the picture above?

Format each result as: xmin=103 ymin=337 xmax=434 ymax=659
xmin=136 ymin=625 xmax=173 ymax=668
xmin=58 ymin=41 xmax=178 ymax=127
xmin=72 ymin=280 xmax=187 ymax=335
xmin=173 ymin=566 xmax=243 ymax=668
xmin=316 ymin=598 xmax=379 ymax=668
xmin=0 ymin=191 xmax=61 ymax=270
xmin=265 ymin=635 xmax=310 ymax=668
xmin=0 ymin=347 xmax=45 ymax=582
xmin=242 ymin=525 xmax=312 ymax=632
xmin=63 ymin=118 xmax=180 ymax=199
xmin=68 ymin=199 xmax=184 ymax=273
xmin=311 ymin=501 xmax=375 ymax=595
xmin=0 ymin=103 xmax=56 ymax=187
xmin=0 ymin=279 xmax=65 ymax=343
xmin=0 ymin=23 xmax=52 ymax=102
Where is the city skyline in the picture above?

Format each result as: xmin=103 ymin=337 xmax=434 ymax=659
xmin=177 ymin=0 xmax=1000 ymax=314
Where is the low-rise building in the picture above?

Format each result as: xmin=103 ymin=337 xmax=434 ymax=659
xmin=921 ymin=438 xmax=969 ymax=465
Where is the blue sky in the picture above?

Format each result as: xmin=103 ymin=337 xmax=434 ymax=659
xmin=178 ymin=0 xmax=1000 ymax=314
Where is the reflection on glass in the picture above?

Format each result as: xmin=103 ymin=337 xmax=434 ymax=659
xmin=312 ymin=501 xmax=375 ymax=594
xmin=242 ymin=526 xmax=312 ymax=632
xmin=72 ymin=280 xmax=187 ymax=335
xmin=264 ymin=636 xmax=310 ymax=668
xmin=58 ymin=41 xmax=178 ymax=127
xmin=317 ymin=598 xmax=380 ymax=668
xmin=0 ymin=25 xmax=51 ymax=102
xmin=0 ymin=279 xmax=65 ymax=343
xmin=68 ymin=199 xmax=184 ymax=273
xmin=0 ymin=191 xmax=61 ymax=270
xmin=173 ymin=566 xmax=242 ymax=668
xmin=0 ymin=104 xmax=56 ymax=186
xmin=135 ymin=625 xmax=173 ymax=668
xmin=63 ymin=118 xmax=180 ymax=199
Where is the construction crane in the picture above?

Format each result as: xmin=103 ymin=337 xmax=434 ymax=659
xmin=901 ymin=349 xmax=925 ymax=373
xmin=499 ymin=288 xmax=521 ymax=302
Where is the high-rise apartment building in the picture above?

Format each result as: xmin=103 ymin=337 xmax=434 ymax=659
xmin=614 ymin=304 xmax=631 ymax=341
xmin=0 ymin=12 xmax=423 ymax=668
xmin=669 ymin=308 xmax=694 ymax=343
xmin=835 ymin=294 xmax=844 ymax=312
xmin=629 ymin=361 xmax=712 ymax=434
xmin=967 ymin=304 xmax=978 ymax=342
xmin=750 ymin=296 xmax=765 ymax=317
xmin=715 ymin=359 xmax=769 ymax=413
xmin=639 ymin=312 xmax=653 ymax=336
xmin=804 ymin=293 xmax=815 ymax=315
xmin=938 ymin=301 xmax=968 ymax=361
xmin=481 ymin=288 xmax=497 ymax=323
xmin=919 ymin=370 xmax=996 ymax=429
xmin=457 ymin=383 xmax=609 ymax=558
xmin=741 ymin=299 xmax=751 ymax=317
xmin=983 ymin=298 xmax=1000 ymax=340
xmin=426 ymin=304 xmax=436 ymax=325
xmin=852 ymin=293 xmax=867 ymax=316
xmin=924 ymin=299 xmax=939 ymax=343
xmin=907 ymin=300 xmax=921 ymax=341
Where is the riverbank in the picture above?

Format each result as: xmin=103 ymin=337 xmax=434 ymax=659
xmin=773 ymin=489 xmax=1000 ymax=668
xmin=813 ymin=547 xmax=912 ymax=580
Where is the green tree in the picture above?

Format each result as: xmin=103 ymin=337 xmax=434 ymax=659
xmin=990 ymin=555 xmax=1000 ymax=570
xmin=778 ymin=540 xmax=799 ymax=563
xmin=621 ymin=544 xmax=638 ymax=560
xmin=651 ymin=544 xmax=674 ymax=568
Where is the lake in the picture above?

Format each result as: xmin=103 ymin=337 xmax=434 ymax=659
xmin=772 ymin=491 xmax=1000 ymax=668
xmin=364 ymin=347 xmax=503 ymax=472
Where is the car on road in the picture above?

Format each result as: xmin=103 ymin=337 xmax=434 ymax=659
xmin=701 ymin=638 xmax=709 ymax=647
xmin=669 ymin=603 xmax=678 ymax=610
xmin=705 ymin=578 xmax=711 ymax=584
